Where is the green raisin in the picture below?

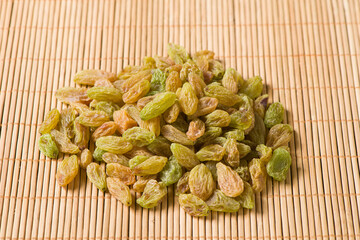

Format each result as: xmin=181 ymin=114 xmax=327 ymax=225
xmin=167 ymin=43 xmax=190 ymax=65
xmin=204 ymin=84 xmax=241 ymax=107
xmin=146 ymin=136 xmax=172 ymax=157
xmin=206 ymin=189 xmax=240 ymax=212
xmin=122 ymin=127 xmax=156 ymax=147
xmin=136 ymin=180 xmax=167 ymax=208
xmin=204 ymin=110 xmax=231 ymax=127
xmin=266 ymin=148 xmax=291 ymax=181
xmin=129 ymin=155 xmax=149 ymax=169
xmin=159 ymin=156 xmax=183 ymax=186
xmin=178 ymin=194 xmax=209 ymax=217
xmin=50 ymin=129 xmax=80 ymax=154
xmin=148 ymin=69 xmax=167 ymax=95
xmin=264 ymin=102 xmax=285 ymax=128
xmin=140 ymin=92 xmax=177 ymax=120
xmin=170 ymin=143 xmax=200 ymax=170
xmin=93 ymin=147 xmax=107 ymax=162
xmin=77 ymin=110 xmax=110 ymax=127
xmin=239 ymin=76 xmax=263 ymax=99
xmin=196 ymin=144 xmax=226 ymax=162
xmin=39 ymin=108 xmax=60 ymax=134
xmin=87 ymin=87 xmax=123 ymax=103
xmin=38 ymin=133 xmax=59 ymax=159
xmin=56 ymin=155 xmax=79 ymax=187
xmin=248 ymin=113 xmax=266 ymax=145
xmin=74 ymin=69 xmax=117 ymax=85
xmin=266 ymin=124 xmax=293 ymax=149
xmin=188 ymin=164 xmax=215 ymax=200
xmin=236 ymin=181 xmax=255 ymax=209
xmin=107 ymin=177 xmax=132 ymax=206
xmin=96 ymin=136 xmax=133 ymax=154
xmin=132 ymin=156 xmax=168 ymax=176
xmin=86 ymin=162 xmax=107 ymax=192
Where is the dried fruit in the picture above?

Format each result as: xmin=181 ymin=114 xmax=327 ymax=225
xmin=148 ymin=69 xmax=167 ymax=95
xmin=147 ymin=136 xmax=172 ymax=157
xmin=163 ymin=102 xmax=181 ymax=124
xmin=154 ymin=56 xmax=174 ymax=71
xmin=74 ymin=69 xmax=117 ymax=85
xmin=177 ymin=82 xmax=198 ymax=115
xmin=39 ymin=44 xmax=295 ymax=216
xmin=124 ymin=146 xmax=154 ymax=159
xmin=102 ymin=152 xmax=129 ymax=166
xmin=204 ymin=110 xmax=231 ymax=127
xmin=93 ymin=147 xmax=107 ymax=162
xmin=86 ymin=162 xmax=107 ymax=191
xmin=178 ymin=194 xmax=209 ymax=217
xmin=208 ymin=59 xmax=225 ymax=80
xmin=256 ymin=144 xmax=272 ymax=164
xmin=188 ymin=164 xmax=215 ymax=200
xmin=94 ymin=79 xmax=115 ymax=88
xmin=140 ymin=92 xmax=177 ymax=120
xmin=113 ymin=108 xmax=138 ymax=134
xmin=195 ymin=127 xmax=222 ymax=146
xmin=94 ymin=101 xmax=121 ymax=119
xmin=229 ymin=95 xmax=255 ymax=133
xmin=167 ymin=43 xmax=190 ymax=65
xmin=159 ymin=156 xmax=183 ymax=186
xmin=248 ymin=113 xmax=266 ymax=145
xmin=266 ymin=148 xmax=291 ymax=181
xmin=133 ymin=175 xmax=157 ymax=192
xmin=69 ymin=102 xmax=91 ymax=114
xmin=122 ymin=127 xmax=155 ymax=147
xmin=249 ymin=158 xmax=267 ymax=193
xmin=221 ymin=68 xmax=243 ymax=94
xmin=186 ymin=118 xmax=205 ymax=141
xmin=121 ymin=69 xmax=152 ymax=92
xmin=77 ymin=110 xmax=110 ymax=127
xmin=106 ymin=163 xmax=136 ymax=185
xmin=92 ymin=121 xmax=117 ymax=141
xmin=223 ymin=138 xmax=240 ymax=167
xmin=55 ymin=87 xmax=91 ymax=104
xmin=254 ymin=94 xmax=268 ymax=118
xmin=136 ymin=179 xmax=167 ymax=208
xmin=176 ymin=172 xmax=190 ymax=195
xmin=50 ymin=129 xmax=80 ymax=154
xmin=266 ymin=124 xmax=293 ymax=149
xmin=236 ymin=181 xmax=255 ymax=209
xmin=132 ymin=156 xmax=168 ymax=176
xmin=196 ymin=144 xmax=226 ymax=162
xmin=204 ymin=83 xmax=241 ymax=107
xmin=165 ymin=71 xmax=182 ymax=92
xmin=264 ymin=102 xmax=285 ymax=128
xmin=39 ymin=108 xmax=60 ymax=134
xmin=206 ymin=190 xmax=240 ymax=212
xmin=137 ymin=95 xmax=156 ymax=109
xmin=96 ymin=136 xmax=133 ymax=154
xmin=223 ymin=129 xmax=245 ymax=141
xmin=38 ymin=133 xmax=59 ymax=158
xmin=73 ymin=119 xmax=90 ymax=150
xmin=170 ymin=114 xmax=189 ymax=132
xmin=216 ymin=162 xmax=244 ymax=197
xmin=170 ymin=143 xmax=200 ymax=170
xmin=129 ymin=156 xmax=149 ymax=169
xmin=79 ymin=148 xmax=92 ymax=169
xmin=237 ymin=143 xmax=251 ymax=159
xmin=107 ymin=177 xmax=132 ymax=206
xmin=188 ymin=97 xmax=218 ymax=119
xmin=234 ymin=163 xmax=251 ymax=182
xmin=87 ymin=87 xmax=123 ymax=103
xmin=161 ymin=125 xmax=194 ymax=146
xmin=239 ymin=76 xmax=263 ymax=99
xmin=56 ymin=155 xmax=79 ymax=187
xmin=188 ymin=72 xmax=206 ymax=97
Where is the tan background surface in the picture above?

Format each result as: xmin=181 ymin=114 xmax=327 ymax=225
xmin=0 ymin=0 xmax=360 ymax=239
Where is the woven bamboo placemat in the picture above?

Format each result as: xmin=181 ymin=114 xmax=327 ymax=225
xmin=0 ymin=0 xmax=359 ymax=239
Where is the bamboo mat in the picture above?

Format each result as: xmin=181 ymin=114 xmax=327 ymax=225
xmin=0 ymin=0 xmax=360 ymax=239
